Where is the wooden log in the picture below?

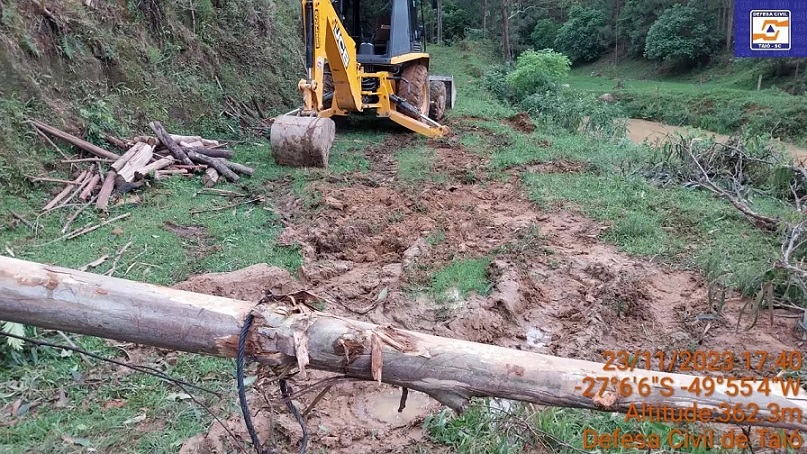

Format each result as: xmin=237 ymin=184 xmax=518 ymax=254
xmin=179 ymin=140 xmax=205 ymax=148
xmin=60 ymin=158 xmax=113 ymax=164
xmin=103 ymin=133 xmax=130 ymax=151
xmin=110 ymin=142 xmax=145 ymax=172
xmin=135 ymin=156 xmax=175 ymax=179
xmin=155 ymin=169 xmax=188 ymax=180
xmin=172 ymin=164 xmax=207 ymax=171
xmin=28 ymin=119 xmax=119 ymax=160
xmin=95 ymin=170 xmax=117 ymax=210
xmin=270 ymin=116 xmax=334 ymax=168
xmin=166 ymin=134 xmax=219 ymax=147
xmin=43 ymin=171 xmax=88 ymax=211
xmin=148 ymin=121 xmax=194 ymax=166
xmin=186 ymin=151 xmax=239 ymax=182
xmin=222 ymin=159 xmax=255 ymax=176
xmin=201 ymin=167 xmax=219 ymax=188
xmin=117 ymin=144 xmax=154 ymax=182
xmin=79 ymin=174 xmax=101 ymax=201
xmin=183 ymin=147 xmax=234 ymax=159
xmin=26 ymin=175 xmax=82 ymax=185
xmin=62 ymin=171 xmax=96 ymax=206
xmin=0 ymin=255 xmax=805 ymax=434
xmin=132 ymin=135 xmax=158 ymax=146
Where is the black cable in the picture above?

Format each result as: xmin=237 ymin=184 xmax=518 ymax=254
xmin=280 ymin=379 xmax=309 ymax=454
xmin=0 ymin=330 xmax=220 ymax=397
xmin=237 ymin=312 xmax=263 ymax=454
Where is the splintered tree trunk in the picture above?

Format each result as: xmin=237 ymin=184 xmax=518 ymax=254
xmin=0 ymin=255 xmax=805 ymax=432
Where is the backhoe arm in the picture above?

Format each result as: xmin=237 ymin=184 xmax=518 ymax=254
xmin=301 ymin=0 xmax=362 ymax=114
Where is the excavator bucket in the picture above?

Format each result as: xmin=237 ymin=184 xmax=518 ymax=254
xmin=269 ymin=115 xmax=336 ymax=168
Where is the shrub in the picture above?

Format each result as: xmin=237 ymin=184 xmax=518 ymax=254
xmin=483 ymin=63 xmax=515 ymax=102
xmin=505 ymin=49 xmax=571 ymax=99
xmin=644 ymin=4 xmax=720 ymax=63
xmin=553 ymin=5 xmax=609 ymax=63
xmin=530 ymin=19 xmax=560 ymax=50
xmin=519 ymin=89 xmax=626 ymax=139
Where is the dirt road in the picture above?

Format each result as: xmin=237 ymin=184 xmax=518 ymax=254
xmin=627 ymin=118 xmax=807 ymax=163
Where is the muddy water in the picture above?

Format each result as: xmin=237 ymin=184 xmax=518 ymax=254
xmin=626 ymin=118 xmax=807 ymax=163
xmin=354 ymin=388 xmax=436 ymax=426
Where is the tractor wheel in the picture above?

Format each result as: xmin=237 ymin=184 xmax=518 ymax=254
xmin=396 ymin=63 xmax=429 ymax=119
xmin=428 ymin=80 xmax=447 ymax=121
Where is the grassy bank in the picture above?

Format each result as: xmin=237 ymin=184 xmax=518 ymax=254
xmin=567 ymin=73 xmax=807 ymax=145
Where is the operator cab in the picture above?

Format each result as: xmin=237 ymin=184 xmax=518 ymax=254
xmin=335 ymin=0 xmax=427 ymax=65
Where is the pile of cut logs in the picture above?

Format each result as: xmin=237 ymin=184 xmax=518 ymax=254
xmin=27 ymin=119 xmax=255 ymax=212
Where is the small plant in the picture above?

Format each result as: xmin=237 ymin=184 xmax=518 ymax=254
xmin=78 ymin=97 xmax=120 ymax=146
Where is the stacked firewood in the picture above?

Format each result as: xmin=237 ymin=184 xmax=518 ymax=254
xmin=26 ymin=119 xmax=255 ymax=212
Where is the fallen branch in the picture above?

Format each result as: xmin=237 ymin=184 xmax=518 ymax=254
xmin=26 ymin=176 xmax=82 ymax=185
xmin=28 ymin=119 xmax=119 ymax=160
xmin=184 ymin=147 xmax=234 ymax=159
xmin=61 ymin=200 xmax=93 ymax=234
xmin=148 ymin=121 xmax=193 ymax=166
xmin=43 ymin=171 xmax=88 ymax=211
xmin=64 ymin=213 xmax=131 ymax=240
xmin=0 ymin=255 xmax=804 ymax=434
xmin=8 ymin=211 xmax=34 ymax=230
xmin=187 ymin=151 xmax=239 ymax=182
xmin=223 ymin=160 xmax=255 ymax=176
xmin=189 ymin=196 xmax=262 ymax=214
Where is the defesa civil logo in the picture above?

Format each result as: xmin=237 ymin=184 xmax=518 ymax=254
xmin=750 ymin=10 xmax=791 ymax=51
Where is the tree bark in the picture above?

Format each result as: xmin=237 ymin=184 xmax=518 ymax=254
xmin=28 ymin=120 xmax=119 ymax=160
xmin=184 ymin=147 xmax=234 ymax=159
xmin=135 ymin=156 xmax=175 ymax=180
xmin=186 ymin=151 xmax=240 ymax=182
xmin=95 ymin=170 xmax=117 ymax=210
xmin=202 ymin=167 xmax=219 ymax=187
xmin=149 ymin=121 xmax=194 ymax=166
xmin=0 ymin=256 xmax=805 ymax=432
xmin=111 ymin=142 xmax=145 ymax=172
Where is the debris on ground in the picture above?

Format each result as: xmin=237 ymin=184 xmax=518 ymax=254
xmin=25 ymin=119 xmax=255 ymax=213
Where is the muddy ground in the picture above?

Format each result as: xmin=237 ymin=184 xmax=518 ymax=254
xmin=174 ymin=120 xmax=806 ymax=453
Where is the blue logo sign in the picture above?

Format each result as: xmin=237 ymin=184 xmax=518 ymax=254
xmin=735 ymin=1 xmax=806 ymax=57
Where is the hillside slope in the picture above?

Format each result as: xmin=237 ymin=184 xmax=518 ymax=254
xmin=0 ymin=0 xmax=302 ymax=192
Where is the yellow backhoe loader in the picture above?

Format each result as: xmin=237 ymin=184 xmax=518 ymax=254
xmin=269 ymin=0 xmax=455 ymax=167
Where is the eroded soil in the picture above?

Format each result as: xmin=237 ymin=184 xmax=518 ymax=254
xmin=175 ymin=127 xmax=806 ymax=453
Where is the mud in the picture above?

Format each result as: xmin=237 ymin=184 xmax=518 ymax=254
xmin=505 ymin=112 xmax=536 ymax=133
xmin=177 ymin=123 xmax=806 ymax=453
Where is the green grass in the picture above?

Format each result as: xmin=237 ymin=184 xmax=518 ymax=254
xmin=567 ymin=71 xmax=807 ymax=144
xmin=426 ymin=400 xmax=722 ymax=454
xmin=429 ymin=257 xmax=493 ymax=304
xmin=396 ymin=144 xmax=440 ymax=182
xmin=0 ymin=335 xmax=237 ymax=453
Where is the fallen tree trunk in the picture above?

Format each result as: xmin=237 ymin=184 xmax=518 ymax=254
xmin=0 ymin=255 xmax=805 ymax=432
xmin=28 ymin=119 xmax=119 ymax=161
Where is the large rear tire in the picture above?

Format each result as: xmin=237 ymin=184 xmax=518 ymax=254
xmin=396 ymin=63 xmax=429 ymax=119
xmin=428 ymin=80 xmax=447 ymax=121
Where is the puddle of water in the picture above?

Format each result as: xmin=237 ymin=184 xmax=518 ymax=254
xmin=356 ymin=388 xmax=435 ymax=426
xmin=526 ymin=327 xmax=546 ymax=348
